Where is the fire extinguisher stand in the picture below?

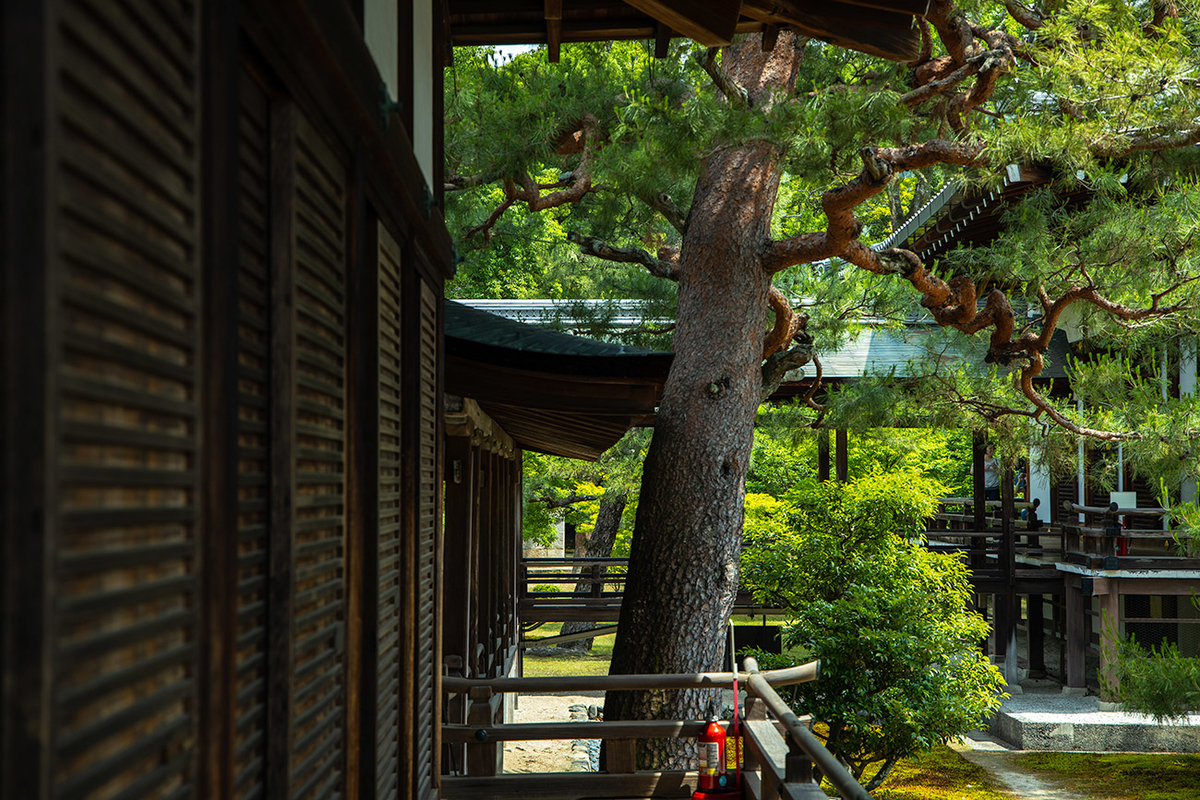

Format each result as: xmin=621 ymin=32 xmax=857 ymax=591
xmin=691 ymin=623 xmax=742 ymax=799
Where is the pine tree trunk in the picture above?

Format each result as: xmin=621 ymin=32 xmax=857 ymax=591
xmin=558 ymin=493 xmax=626 ymax=652
xmin=605 ymin=33 xmax=804 ymax=769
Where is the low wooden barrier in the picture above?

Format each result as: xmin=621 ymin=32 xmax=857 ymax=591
xmin=439 ymin=658 xmax=868 ymax=799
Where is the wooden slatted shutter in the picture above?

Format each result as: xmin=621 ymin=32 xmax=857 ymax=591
xmin=376 ymin=225 xmax=405 ymax=797
xmin=234 ymin=66 xmax=272 ymax=800
xmin=289 ymin=112 xmax=348 ymax=800
xmin=415 ymin=279 xmax=440 ymax=798
xmin=51 ymin=1 xmax=202 ymax=797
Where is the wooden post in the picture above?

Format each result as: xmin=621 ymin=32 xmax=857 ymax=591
xmin=606 ymin=739 xmax=638 ymax=773
xmin=1028 ymin=594 xmax=1046 ymax=677
xmin=466 ymin=686 xmax=500 ymax=776
xmin=785 ymin=739 xmax=814 ymax=785
xmin=834 ymin=429 xmax=848 ymax=484
xmin=345 ymin=154 xmax=376 ymax=800
xmin=817 ymin=429 xmax=830 ymax=482
xmin=2 ymin=6 xmax=51 ymax=791
xmin=1065 ymin=576 xmax=1088 ymax=689
xmin=1099 ymin=580 xmax=1121 ymax=701
xmin=443 ymin=656 xmax=466 ymax=775
xmin=996 ymin=467 xmax=1017 ymax=661
xmin=266 ymin=98 xmax=299 ymax=800
xmin=971 ymin=431 xmax=987 ymax=574
xmin=197 ymin=0 xmax=242 ymax=790
xmin=444 ymin=436 xmax=476 ymax=682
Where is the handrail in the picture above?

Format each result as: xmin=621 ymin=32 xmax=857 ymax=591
xmin=742 ymin=656 xmax=873 ymax=800
xmin=1063 ymin=501 xmax=1168 ymax=516
xmin=444 ymin=660 xmax=819 ymax=694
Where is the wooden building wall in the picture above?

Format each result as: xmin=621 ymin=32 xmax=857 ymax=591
xmin=1 ymin=2 xmax=452 ymax=799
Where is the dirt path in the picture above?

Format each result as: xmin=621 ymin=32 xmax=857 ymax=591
xmin=503 ymin=692 xmax=604 ymax=774
xmin=951 ymin=735 xmax=1090 ymax=800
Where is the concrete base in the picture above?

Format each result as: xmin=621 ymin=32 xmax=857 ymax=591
xmin=990 ymin=688 xmax=1200 ymax=752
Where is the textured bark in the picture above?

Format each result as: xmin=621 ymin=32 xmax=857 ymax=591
xmin=558 ymin=493 xmax=627 ymax=652
xmin=605 ymin=34 xmax=803 ymax=768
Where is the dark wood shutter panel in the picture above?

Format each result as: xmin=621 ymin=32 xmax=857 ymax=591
xmin=51 ymin=1 xmax=201 ymax=798
xmin=290 ymin=113 xmax=347 ymax=800
xmin=234 ymin=66 xmax=272 ymax=800
xmin=415 ymin=280 xmax=439 ymax=799
xmin=376 ymin=225 xmax=404 ymax=797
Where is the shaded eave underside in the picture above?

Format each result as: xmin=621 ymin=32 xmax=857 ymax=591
xmin=447 ymin=0 xmax=931 ymax=62
xmin=445 ymin=301 xmax=671 ymax=460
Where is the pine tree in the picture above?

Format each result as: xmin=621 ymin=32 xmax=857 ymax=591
xmin=446 ymin=3 xmax=1200 ymax=766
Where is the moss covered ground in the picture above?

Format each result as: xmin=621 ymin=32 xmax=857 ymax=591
xmin=862 ymin=745 xmax=1013 ymax=799
xmin=1011 ymin=752 xmax=1200 ymax=800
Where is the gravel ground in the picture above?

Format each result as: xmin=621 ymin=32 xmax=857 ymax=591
xmin=502 ymin=692 xmax=604 ymax=774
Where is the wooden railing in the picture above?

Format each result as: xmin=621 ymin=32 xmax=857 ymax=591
xmin=1058 ymin=501 xmax=1196 ymax=567
xmin=440 ymin=659 xmax=871 ymax=799
xmin=519 ymin=557 xmax=782 ymax=628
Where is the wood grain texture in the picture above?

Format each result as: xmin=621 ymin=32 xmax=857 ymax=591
xmin=49 ymin=3 xmax=202 ymax=797
xmin=235 ymin=63 xmax=273 ymax=800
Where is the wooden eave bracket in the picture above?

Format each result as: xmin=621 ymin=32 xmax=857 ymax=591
xmin=445 ymin=396 xmax=517 ymax=456
xmin=623 ymin=0 xmax=741 ymax=46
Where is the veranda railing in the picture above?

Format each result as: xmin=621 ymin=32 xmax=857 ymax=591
xmin=440 ymin=658 xmax=873 ymax=800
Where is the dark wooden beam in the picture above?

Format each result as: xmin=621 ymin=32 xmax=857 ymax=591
xmin=817 ymin=429 xmax=830 ymax=482
xmin=761 ymin=23 xmax=779 ymax=52
xmin=346 ymin=153 xmax=377 ymax=800
xmin=198 ymin=1 xmax=242 ymax=795
xmin=1027 ymin=594 xmax=1046 ymax=676
xmin=266 ymin=97 xmax=299 ymax=800
xmin=622 ymin=0 xmax=741 ymax=46
xmin=654 ymin=21 xmax=672 ymax=58
xmin=1065 ymin=576 xmax=1087 ymax=689
xmin=545 ymin=0 xmax=562 ymax=62
xmin=840 ymin=0 xmax=929 ymax=15
xmin=834 ymin=429 xmax=848 ymax=484
xmin=2 ymin=4 xmax=52 ymax=795
xmin=741 ymin=0 xmax=922 ymax=61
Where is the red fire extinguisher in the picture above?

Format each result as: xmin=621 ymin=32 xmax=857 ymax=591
xmin=693 ymin=702 xmax=739 ymax=799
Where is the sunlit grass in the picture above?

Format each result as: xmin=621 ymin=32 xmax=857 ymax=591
xmin=1012 ymin=752 xmax=1200 ymax=800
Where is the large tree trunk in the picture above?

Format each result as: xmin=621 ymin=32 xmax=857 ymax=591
xmin=605 ymin=34 xmax=804 ymax=768
xmin=558 ymin=493 xmax=626 ymax=651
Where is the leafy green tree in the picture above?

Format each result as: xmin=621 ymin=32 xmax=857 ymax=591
xmin=446 ymin=4 xmax=1200 ymax=764
xmin=741 ymin=472 xmax=1006 ymax=790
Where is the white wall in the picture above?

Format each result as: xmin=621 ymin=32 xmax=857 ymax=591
xmin=364 ymin=0 xmax=399 ymax=102
xmin=413 ymin=0 xmax=434 ymax=185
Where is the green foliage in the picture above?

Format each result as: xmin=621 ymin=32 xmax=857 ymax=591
xmin=740 ymin=472 xmax=1005 ymax=789
xmin=1111 ymin=634 xmax=1200 ymax=724
xmin=749 ymin=405 xmax=975 ymax=498
xmin=521 ymin=429 xmax=649 ymax=546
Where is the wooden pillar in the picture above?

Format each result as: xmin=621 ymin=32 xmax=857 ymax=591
xmin=817 ymin=429 xmax=830 ymax=482
xmin=1099 ymin=580 xmax=1121 ymax=701
xmin=1028 ymin=594 xmax=1046 ymax=677
xmin=443 ymin=435 xmax=475 ymax=773
xmin=2 ymin=5 xmax=52 ymax=790
xmin=197 ymin=1 xmax=242 ymax=793
xmin=266 ymin=98 xmax=299 ymax=800
xmin=834 ymin=429 xmax=848 ymax=484
xmin=1065 ymin=576 xmax=1088 ymax=689
xmin=996 ymin=467 xmax=1017 ymax=660
xmin=971 ymin=431 xmax=987 ymax=575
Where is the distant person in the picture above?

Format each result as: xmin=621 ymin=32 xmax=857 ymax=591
xmin=971 ymin=442 xmax=1001 ymax=502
